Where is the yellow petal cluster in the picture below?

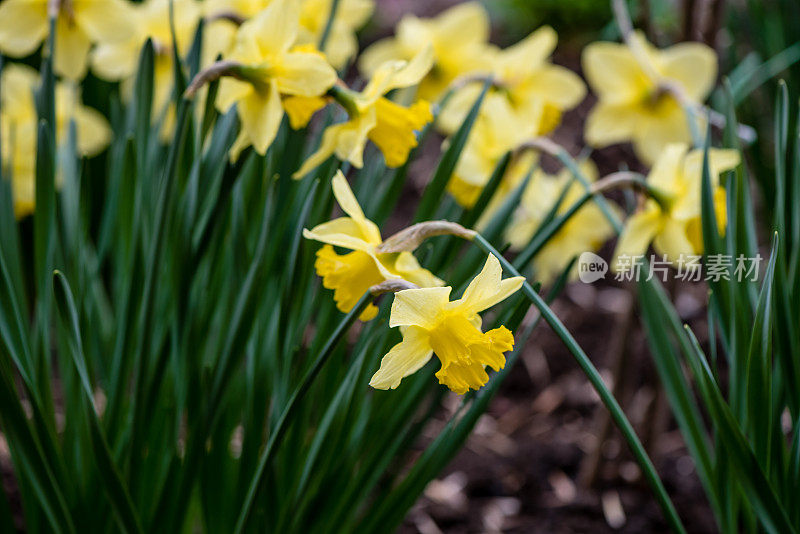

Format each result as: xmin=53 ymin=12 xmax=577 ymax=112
xmin=583 ymin=32 xmax=717 ymax=165
xmin=445 ymin=98 xmax=538 ymax=210
xmin=613 ymin=143 xmax=739 ymax=268
xmin=0 ymin=0 xmax=135 ymax=80
xmin=437 ymin=25 xmax=586 ymax=138
xmin=0 ymin=64 xmax=111 ymax=218
xmin=303 ymin=171 xmax=442 ymax=320
xmin=293 ymin=46 xmax=434 ymax=177
xmin=92 ymin=0 xmax=202 ymax=118
xmin=359 ymin=2 xmax=490 ymax=101
xmin=506 ymin=161 xmax=620 ymax=284
xmin=369 ymin=254 xmax=524 ymax=394
xmin=214 ymin=0 xmax=338 ymax=157
xmin=203 ymin=0 xmax=373 ymax=70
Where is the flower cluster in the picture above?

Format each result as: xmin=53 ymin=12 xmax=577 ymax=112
xmin=305 ymin=173 xmax=524 ymax=394
xmin=0 ymin=0 xmax=742 ymax=396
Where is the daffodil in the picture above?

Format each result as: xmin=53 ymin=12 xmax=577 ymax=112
xmin=0 ymin=0 xmax=135 ymax=80
xmin=506 ymin=161 xmax=619 ymax=284
xmin=359 ymin=2 xmax=491 ymax=101
xmin=297 ymin=0 xmax=373 ymax=69
xmin=437 ymin=25 xmax=586 ymax=138
xmin=203 ymin=0 xmax=372 ymax=70
xmin=1 ymin=64 xmax=111 ymax=218
xmin=304 ymin=171 xmax=442 ymax=320
xmin=211 ymin=0 xmax=337 ymax=157
xmin=583 ymin=32 xmax=717 ymax=165
xmin=613 ymin=143 xmax=739 ymax=269
xmin=92 ymin=0 xmax=201 ymax=118
xmin=202 ymin=0 xmax=271 ymax=68
xmin=446 ymin=97 xmax=538 ymax=209
xmin=370 ymin=254 xmax=523 ymax=394
xmin=293 ymin=47 xmax=433 ymax=177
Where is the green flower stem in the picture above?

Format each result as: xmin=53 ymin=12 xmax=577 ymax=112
xmin=318 ymin=0 xmax=342 ymax=52
xmin=517 ymin=137 xmax=624 ymax=233
xmin=472 ymin=233 xmax=688 ymax=534
xmin=233 ymin=291 xmax=374 ymax=534
xmin=328 ymin=84 xmax=360 ymax=117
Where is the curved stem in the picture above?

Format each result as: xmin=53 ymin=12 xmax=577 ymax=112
xmin=232 ymin=291 xmax=374 ymax=534
xmin=515 ymin=138 xmax=625 ymax=233
xmin=472 ymin=233 xmax=688 ymax=534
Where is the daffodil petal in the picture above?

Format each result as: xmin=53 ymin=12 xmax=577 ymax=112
xmin=216 ymin=77 xmax=252 ymax=113
xmin=434 ymin=2 xmax=490 ymax=47
xmin=249 ymin=0 xmax=299 ymax=54
xmin=522 ymin=64 xmax=586 ymax=109
xmin=458 ymin=254 xmax=524 ymax=314
xmin=54 ymin=17 xmax=91 ymax=80
xmin=0 ymin=63 xmax=38 ymax=113
xmin=238 ymin=81 xmax=282 ymax=155
xmin=362 ymin=45 xmax=434 ymax=101
xmin=648 ymin=143 xmax=689 ymax=193
xmin=369 ymin=326 xmax=433 ymax=389
xmin=331 ymin=171 xmax=383 ymax=243
xmin=582 ymin=41 xmax=653 ymax=104
xmin=389 ymin=287 xmax=452 ymax=329
xmin=500 ymin=25 xmax=556 ymax=75
xmin=0 ymin=0 xmax=48 ymax=57
xmin=74 ymin=0 xmax=135 ymax=44
xmin=682 ymin=148 xmax=740 ymax=183
xmin=653 ymin=217 xmax=698 ymax=261
xmin=274 ymin=51 xmax=337 ymax=97
xmin=91 ymin=40 xmax=141 ymax=81
xmin=659 ymin=42 xmax=717 ymax=102
xmin=358 ymin=38 xmax=405 ymax=78
xmin=303 ymin=219 xmax=375 ymax=252
xmin=632 ymin=99 xmax=693 ymax=165
xmin=393 ymin=251 xmax=444 ymax=288
xmin=74 ymin=106 xmax=112 ymax=156
xmin=612 ymin=203 xmax=663 ymax=269
xmin=584 ymin=102 xmax=638 ymax=148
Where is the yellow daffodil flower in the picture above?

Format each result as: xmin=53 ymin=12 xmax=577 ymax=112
xmin=204 ymin=0 xmax=372 ymax=70
xmin=92 ymin=0 xmax=201 ymax=119
xmin=583 ymin=32 xmax=717 ymax=165
xmin=213 ymin=0 xmax=337 ymax=157
xmin=613 ymin=143 xmax=739 ymax=269
xmin=293 ymin=47 xmax=434 ymax=178
xmin=0 ymin=0 xmax=135 ymax=80
xmin=297 ymin=0 xmax=373 ymax=69
xmin=370 ymin=254 xmax=524 ymax=394
xmin=437 ymin=25 xmax=586 ymax=138
xmin=202 ymin=0 xmax=271 ymax=68
xmin=358 ymin=2 xmax=491 ymax=101
xmin=446 ymin=96 xmax=538 ymax=209
xmin=303 ymin=171 xmax=442 ymax=320
xmin=1 ymin=64 xmax=111 ymax=218
xmin=506 ymin=161 xmax=619 ymax=284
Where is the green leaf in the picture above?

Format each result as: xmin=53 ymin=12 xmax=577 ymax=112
xmin=472 ymin=234 xmax=687 ymax=534
xmin=413 ymin=79 xmax=491 ymax=222
xmin=682 ymin=326 xmax=796 ymax=534
xmin=53 ymin=271 xmax=144 ymax=534
xmin=233 ymin=291 xmax=374 ymax=534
